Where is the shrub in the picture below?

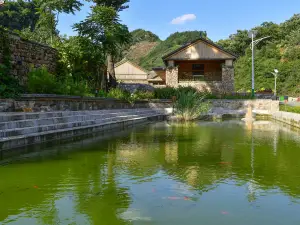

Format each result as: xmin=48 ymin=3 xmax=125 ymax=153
xmin=108 ymin=88 xmax=131 ymax=100
xmin=60 ymin=78 xmax=91 ymax=97
xmin=27 ymin=66 xmax=59 ymax=94
xmin=174 ymin=91 xmax=210 ymax=121
xmin=134 ymin=90 xmax=154 ymax=100
xmin=0 ymin=64 xmax=23 ymax=98
xmin=97 ymin=89 xmax=107 ymax=97
xmin=280 ymin=104 xmax=300 ymax=114
xmin=154 ymin=87 xmax=177 ymax=99
xmin=176 ymin=86 xmax=198 ymax=95
xmin=28 ymin=66 xmax=92 ymax=96
xmin=154 ymin=86 xmax=200 ymax=99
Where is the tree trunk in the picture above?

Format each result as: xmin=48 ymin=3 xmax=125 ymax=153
xmin=107 ymin=54 xmax=117 ymax=88
xmin=100 ymin=69 xmax=108 ymax=92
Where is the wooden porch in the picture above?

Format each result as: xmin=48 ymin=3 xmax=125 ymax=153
xmin=176 ymin=60 xmax=224 ymax=82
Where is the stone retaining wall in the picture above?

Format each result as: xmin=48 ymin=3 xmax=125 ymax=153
xmin=0 ymin=95 xmax=172 ymax=112
xmin=0 ymin=95 xmax=280 ymax=114
xmin=209 ymin=99 xmax=279 ymax=114
xmin=0 ymin=31 xmax=57 ymax=85
xmin=272 ymin=111 xmax=300 ymax=128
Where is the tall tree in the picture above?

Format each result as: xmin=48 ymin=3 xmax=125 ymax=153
xmin=0 ymin=0 xmax=39 ymax=31
xmin=35 ymin=0 xmax=83 ymax=44
xmin=74 ymin=5 xmax=131 ymax=88
xmin=12 ymin=0 xmax=83 ymax=45
xmin=92 ymin=0 xmax=129 ymax=12
xmin=88 ymin=0 xmax=130 ymax=88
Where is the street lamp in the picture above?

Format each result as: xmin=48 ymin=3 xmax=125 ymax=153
xmin=271 ymin=69 xmax=279 ymax=98
xmin=248 ymin=30 xmax=271 ymax=98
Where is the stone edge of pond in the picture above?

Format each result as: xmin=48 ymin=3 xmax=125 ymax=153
xmin=0 ymin=114 xmax=167 ymax=153
xmin=272 ymin=111 xmax=300 ymax=129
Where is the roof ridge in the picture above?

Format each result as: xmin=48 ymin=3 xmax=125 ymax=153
xmin=162 ymin=37 xmax=237 ymax=60
xmin=114 ymin=58 xmax=149 ymax=74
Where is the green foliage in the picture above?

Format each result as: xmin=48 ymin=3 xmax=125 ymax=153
xmin=174 ymin=91 xmax=210 ymax=121
xmin=280 ymin=104 xmax=300 ymax=114
xmin=154 ymin=86 xmax=198 ymax=99
xmin=27 ymin=66 xmax=91 ymax=96
xmin=54 ymin=35 xmax=105 ymax=88
xmin=107 ymin=88 xmax=130 ymax=100
xmin=217 ymin=30 xmax=250 ymax=56
xmin=36 ymin=0 xmax=83 ymax=14
xmin=133 ymin=90 xmax=154 ymax=100
xmin=0 ymin=28 xmax=22 ymax=98
xmin=74 ymin=4 xmax=131 ymax=88
xmin=107 ymin=88 xmax=154 ymax=103
xmin=0 ymin=64 xmax=23 ymax=98
xmin=74 ymin=6 xmax=131 ymax=56
xmin=92 ymin=0 xmax=130 ymax=12
xmin=0 ymin=0 xmax=83 ymax=46
xmin=27 ymin=66 xmax=59 ymax=94
xmin=59 ymin=76 xmax=91 ymax=97
xmin=97 ymin=89 xmax=108 ymax=97
xmin=0 ymin=0 xmax=39 ymax=31
xmin=154 ymin=87 xmax=178 ymax=99
xmin=131 ymin=29 xmax=160 ymax=44
xmin=140 ymin=31 xmax=207 ymax=69
xmin=218 ymin=14 xmax=300 ymax=96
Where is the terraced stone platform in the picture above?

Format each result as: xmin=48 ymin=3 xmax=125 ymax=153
xmin=0 ymin=108 xmax=171 ymax=150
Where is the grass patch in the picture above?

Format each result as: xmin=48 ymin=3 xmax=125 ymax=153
xmin=280 ymin=104 xmax=300 ymax=114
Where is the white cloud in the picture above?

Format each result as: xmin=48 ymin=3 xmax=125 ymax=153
xmin=171 ymin=14 xmax=197 ymax=25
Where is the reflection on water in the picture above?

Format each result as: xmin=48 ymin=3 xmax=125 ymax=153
xmin=1 ymin=121 xmax=300 ymax=225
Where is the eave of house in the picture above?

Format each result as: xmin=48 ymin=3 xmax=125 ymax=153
xmin=162 ymin=38 xmax=237 ymax=65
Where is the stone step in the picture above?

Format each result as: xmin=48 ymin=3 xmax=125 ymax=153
xmin=0 ymin=108 xmax=161 ymax=122
xmin=0 ymin=114 xmax=165 ymax=150
xmin=0 ymin=112 xmax=161 ymax=138
xmin=0 ymin=110 xmax=162 ymax=130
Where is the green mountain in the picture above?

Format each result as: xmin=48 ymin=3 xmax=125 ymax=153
xmin=123 ymin=29 xmax=160 ymax=64
xmin=139 ymin=31 xmax=207 ymax=70
xmin=131 ymin=29 xmax=160 ymax=44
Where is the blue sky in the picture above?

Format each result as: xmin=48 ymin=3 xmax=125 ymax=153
xmin=58 ymin=0 xmax=300 ymax=41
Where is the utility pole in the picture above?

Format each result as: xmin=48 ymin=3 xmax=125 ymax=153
xmin=248 ymin=30 xmax=270 ymax=98
xmin=272 ymin=69 xmax=279 ymax=98
xmin=251 ymin=32 xmax=255 ymax=98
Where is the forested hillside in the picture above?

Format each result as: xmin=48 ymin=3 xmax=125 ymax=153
xmin=130 ymin=29 xmax=160 ymax=44
xmin=123 ymin=29 xmax=160 ymax=64
xmin=217 ymin=14 xmax=300 ymax=95
xmin=139 ymin=31 xmax=207 ymax=70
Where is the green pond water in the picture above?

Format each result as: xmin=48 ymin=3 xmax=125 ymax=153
xmin=1 ymin=120 xmax=300 ymax=225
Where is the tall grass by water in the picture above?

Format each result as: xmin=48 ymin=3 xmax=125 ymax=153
xmin=174 ymin=91 xmax=210 ymax=121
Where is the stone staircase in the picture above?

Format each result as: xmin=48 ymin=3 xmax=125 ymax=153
xmin=0 ymin=108 xmax=170 ymax=150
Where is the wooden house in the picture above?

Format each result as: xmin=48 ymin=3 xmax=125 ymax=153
xmin=162 ymin=38 xmax=237 ymax=93
xmin=114 ymin=59 xmax=149 ymax=84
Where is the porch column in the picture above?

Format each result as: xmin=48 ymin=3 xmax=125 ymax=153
xmin=221 ymin=60 xmax=235 ymax=93
xmin=165 ymin=60 xmax=179 ymax=87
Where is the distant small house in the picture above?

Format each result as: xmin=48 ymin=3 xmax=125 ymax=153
xmin=114 ymin=59 xmax=149 ymax=84
xmin=162 ymin=37 xmax=236 ymax=93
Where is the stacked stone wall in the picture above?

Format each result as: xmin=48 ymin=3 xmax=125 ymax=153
xmin=166 ymin=67 xmax=179 ymax=87
xmin=0 ymin=31 xmax=57 ymax=85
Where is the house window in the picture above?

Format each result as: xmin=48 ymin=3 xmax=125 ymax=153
xmin=192 ymin=64 xmax=204 ymax=70
xmin=192 ymin=64 xmax=205 ymax=81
